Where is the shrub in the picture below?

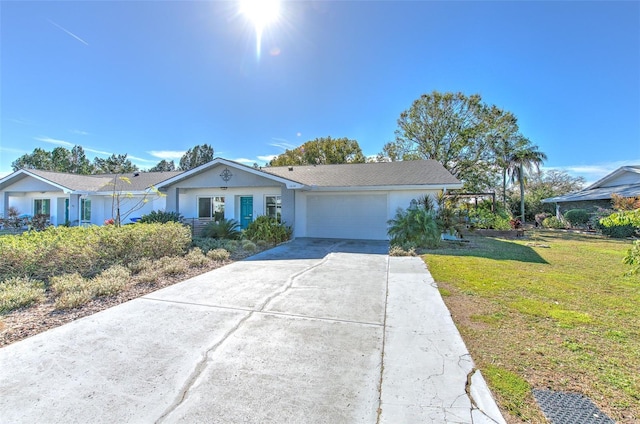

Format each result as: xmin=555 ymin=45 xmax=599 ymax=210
xmin=387 ymin=207 xmax=440 ymax=249
xmin=202 ymin=219 xmax=241 ymax=239
xmin=191 ymin=237 xmax=226 ymax=253
xmin=157 ymin=256 xmax=189 ymax=276
xmin=542 ymin=216 xmax=566 ymax=229
xmin=0 ymin=277 xmax=45 ymax=313
xmin=55 ymin=290 xmax=93 ymax=310
xmin=50 ymin=273 xmax=87 ymax=296
xmin=136 ymin=268 xmax=162 ymax=284
xmin=185 ymin=248 xmax=209 ymax=267
xmin=224 ymin=240 xmax=240 ymax=252
xmin=127 ymin=258 xmax=154 ymax=275
xmin=243 ymin=215 xmax=292 ymax=245
xmin=91 ymin=265 xmax=130 ymax=296
xmin=599 ymin=210 xmax=640 ymax=238
xmin=207 ymin=248 xmax=230 ymax=262
xmin=50 ymin=273 xmax=93 ymax=310
xmin=0 ymin=223 xmax=191 ymax=281
xmin=241 ymin=240 xmax=257 ymax=252
xmin=564 ymin=209 xmax=590 ymax=227
xmin=139 ymin=210 xmax=183 ymax=224
xmin=468 ymin=208 xmax=511 ymax=230
xmin=623 ymin=240 xmax=640 ymax=276
xmin=256 ymin=240 xmax=269 ymax=248
xmin=389 ymin=245 xmax=416 ymax=257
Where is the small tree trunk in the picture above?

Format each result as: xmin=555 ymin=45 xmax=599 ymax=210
xmin=519 ymin=164 xmax=525 ymax=224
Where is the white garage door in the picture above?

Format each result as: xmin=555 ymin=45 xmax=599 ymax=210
xmin=306 ymin=194 xmax=388 ymax=240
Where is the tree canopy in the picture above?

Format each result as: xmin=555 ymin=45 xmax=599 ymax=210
xmin=93 ymin=154 xmax=138 ymax=174
xmin=179 ymin=144 xmax=214 ymax=170
xmin=269 ymin=137 xmax=365 ymax=166
xmin=148 ymin=159 xmax=176 ymax=172
xmin=381 ymin=91 xmax=548 ymax=195
xmin=12 ymin=146 xmax=93 ymax=174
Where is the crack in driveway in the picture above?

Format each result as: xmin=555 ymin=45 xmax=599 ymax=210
xmin=155 ymin=242 xmax=345 ymax=423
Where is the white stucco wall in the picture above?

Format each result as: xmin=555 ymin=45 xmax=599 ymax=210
xmin=177 ymin=186 xmax=282 ymax=224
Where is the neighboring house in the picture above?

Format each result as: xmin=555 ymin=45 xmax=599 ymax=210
xmin=0 ymin=169 xmax=180 ymax=226
xmin=0 ymin=158 xmax=462 ymax=240
xmin=156 ymin=158 xmax=462 ymax=240
xmin=542 ymin=165 xmax=640 ymax=215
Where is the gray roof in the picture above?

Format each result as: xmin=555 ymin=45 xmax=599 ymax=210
xmin=262 ymin=160 xmax=461 ymax=187
xmin=1 ymin=169 xmax=181 ymax=193
xmin=542 ymin=183 xmax=640 ymax=203
xmin=542 ymin=165 xmax=640 ymax=203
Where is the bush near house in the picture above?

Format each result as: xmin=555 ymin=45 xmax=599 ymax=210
xmin=202 ymin=219 xmax=241 ymax=240
xmin=0 ymin=222 xmax=191 ymax=281
xmin=139 ymin=210 xmax=183 ymax=224
xmin=564 ymin=209 xmax=590 ymax=228
xmin=542 ymin=216 xmax=566 ymax=229
xmin=243 ymin=215 xmax=292 ymax=245
xmin=599 ymin=210 xmax=640 ymax=238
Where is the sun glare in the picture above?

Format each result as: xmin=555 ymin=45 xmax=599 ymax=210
xmin=239 ymin=0 xmax=281 ymax=60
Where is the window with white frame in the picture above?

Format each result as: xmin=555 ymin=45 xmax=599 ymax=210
xmin=80 ymin=198 xmax=91 ymax=223
xmin=265 ymin=195 xmax=281 ymax=221
xmin=198 ymin=196 xmax=225 ymax=221
xmin=34 ymin=199 xmax=50 ymax=218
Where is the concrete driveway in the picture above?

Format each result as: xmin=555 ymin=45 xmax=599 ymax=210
xmin=0 ymin=238 xmax=504 ymax=424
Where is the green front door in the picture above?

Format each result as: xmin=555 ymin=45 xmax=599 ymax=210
xmin=240 ymin=196 xmax=253 ymax=229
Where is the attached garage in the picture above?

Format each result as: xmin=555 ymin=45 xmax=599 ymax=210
xmin=306 ymin=193 xmax=388 ymax=240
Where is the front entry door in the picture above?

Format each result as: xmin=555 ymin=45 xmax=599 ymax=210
xmin=240 ymin=196 xmax=253 ymax=229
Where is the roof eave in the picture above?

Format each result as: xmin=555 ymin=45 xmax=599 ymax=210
xmin=156 ymin=158 xmax=303 ymax=189
xmin=299 ymin=183 xmax=463 ymax=192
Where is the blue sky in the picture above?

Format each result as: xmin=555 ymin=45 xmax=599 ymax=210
xmin=1 ymin=0 xmax=639 ymax=184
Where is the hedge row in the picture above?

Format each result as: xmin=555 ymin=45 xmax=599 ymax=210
xmin=0 ymin=222 xmax=191 ymax=282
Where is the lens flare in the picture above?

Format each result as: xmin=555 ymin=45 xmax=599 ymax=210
xmin=239 ymin=0 xmax=281 ymax=60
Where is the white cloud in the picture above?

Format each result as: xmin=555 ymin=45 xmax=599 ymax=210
xmin=0 ymin=146 xmax=28 ymax=155
xmin=127 ymin=155 xmax=156 ymax=163
xmin=269 ymin=139 xmax=297 ymax=151
xmin=148 ymin=150 xmax=186 ymax=160
xmin=257 ymin=154 xmax=277 ymax=162
xmin=70 ymin=129 xmax=89 ymax=136
xmin=35 ymin=136 xmax=75 ymax=148
xmin=233 ymin=158 xmax=257 ymax=165
xmin=83 ymin=147 xmax=112 ymax=156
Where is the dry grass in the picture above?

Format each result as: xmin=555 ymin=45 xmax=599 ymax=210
xmin=425 ymin=230 xmax=639 ymax=423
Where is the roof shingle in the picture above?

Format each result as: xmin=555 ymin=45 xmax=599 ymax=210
xmin=262 ymin=160 xmax=460 ymax=187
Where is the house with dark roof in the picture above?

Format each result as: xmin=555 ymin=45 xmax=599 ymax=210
xmin=0 ymin=158 xmax=462 ymax=240
xmin=542 ymin=165 xmax=640 ymax=215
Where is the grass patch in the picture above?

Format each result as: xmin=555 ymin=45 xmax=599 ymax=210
xmin=483 ymin=364 xmax=531 ymax=419
xmin=425 ymin=230 xmax=640 ymax=423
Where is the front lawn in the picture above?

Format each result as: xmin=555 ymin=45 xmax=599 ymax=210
xmin=424 ymin=230 xmax=639 ymax=423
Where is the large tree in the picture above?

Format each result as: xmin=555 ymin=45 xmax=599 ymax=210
xmin=381 ymin=91 xmax=494 ymax=190
xmin=93 ymin=154 xmax=138 ymax=174
xmin=11 ymin=148 xmax=53 ymax=171
xmin=179 ymin=144 xmax=214 ymax=171
xmin=12 ymin=145 xmax=94 ymax=174
xmin=269 ymin=136 xmax=365 ymax=166
xmin=148 ymin=159 xmax=176 ymax=172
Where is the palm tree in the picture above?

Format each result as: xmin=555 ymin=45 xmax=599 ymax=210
xmin=507 ymin=141 xmax=548 ymax=224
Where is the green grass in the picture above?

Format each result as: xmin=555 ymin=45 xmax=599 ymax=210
xmin=424 ymin=230 xmax=639 ymax=423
